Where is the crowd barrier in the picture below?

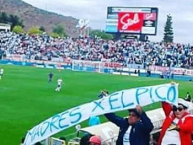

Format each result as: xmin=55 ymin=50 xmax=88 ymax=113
xmin=0 ymin=58 xmax=193 ymax=82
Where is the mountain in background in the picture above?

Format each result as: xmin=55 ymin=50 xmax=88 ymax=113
xmin=0 ymin=0 xmax=80 ymax=37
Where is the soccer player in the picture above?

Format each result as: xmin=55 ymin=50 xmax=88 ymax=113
xmin=55 ymin=78 xmax=63 ymax=92
xmin=98 ymin=90 xmax=109 ymax=98
xmin=0 ymin=68 xmax=4 ymax=80
xmin=48 ymin=72 xmax=54 ymax=83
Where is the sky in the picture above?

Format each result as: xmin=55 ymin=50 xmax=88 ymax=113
xmin=22 ymin=0 xmax=193 ymax=44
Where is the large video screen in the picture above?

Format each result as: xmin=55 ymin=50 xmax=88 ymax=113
xmin=105 ymin=7 xmax=158 ymax=35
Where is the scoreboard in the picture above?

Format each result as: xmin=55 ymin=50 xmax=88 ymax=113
xmin=105 ymin=7 xmax=158 ymax=35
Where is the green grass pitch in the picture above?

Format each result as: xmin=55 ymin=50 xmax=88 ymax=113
xmin=0 ymin=64 xmax=192 ymax=145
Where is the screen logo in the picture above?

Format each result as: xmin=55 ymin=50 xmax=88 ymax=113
xmin=118 ymin=12 xmax=144 ymax=32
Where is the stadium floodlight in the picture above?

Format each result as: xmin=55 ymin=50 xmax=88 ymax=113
xmin=76 ymin=19 xmax=90 ymax=29
xmin=76 ymin=19 xmax=90 ymax=37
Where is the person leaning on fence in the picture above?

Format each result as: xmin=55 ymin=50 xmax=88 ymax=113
xmin=157 ymin=98 xmax=193 ymax=145
xmin=104 ymin=105 xmax=154 ymax=145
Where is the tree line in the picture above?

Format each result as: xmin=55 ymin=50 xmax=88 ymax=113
xmin=0 ymin=12 xmax=23 ymax=29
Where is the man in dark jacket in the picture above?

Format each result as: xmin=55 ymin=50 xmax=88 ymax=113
xmin=105 ymin=105 xmax=153 ymax=145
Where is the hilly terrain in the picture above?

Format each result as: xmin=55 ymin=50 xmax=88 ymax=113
xmin=0 ymin=0 xmax=79 ymax=37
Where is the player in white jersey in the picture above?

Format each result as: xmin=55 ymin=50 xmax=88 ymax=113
xmin=55 ymin=78 xmax=63 ymax=92
xmin=0 ymin=68 xmax=4 ymax=80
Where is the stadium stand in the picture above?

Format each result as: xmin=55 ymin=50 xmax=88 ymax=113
xmin=0 ymin=32 xmax=193 ymax=69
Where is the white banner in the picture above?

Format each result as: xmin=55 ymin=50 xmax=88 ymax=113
xmin=24 ymin=83 xmax=178 ymax=145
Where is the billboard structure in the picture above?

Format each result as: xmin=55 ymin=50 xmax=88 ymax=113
xmin=105 ymin=7 xmax=158 ymax=36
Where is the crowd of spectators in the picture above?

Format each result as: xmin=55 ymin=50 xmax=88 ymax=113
xmin=0 ymin=31 xmax=193 ymax=69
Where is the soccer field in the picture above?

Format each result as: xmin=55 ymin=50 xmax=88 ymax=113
xmin=0 ymin=64 xmax=193 ymax=145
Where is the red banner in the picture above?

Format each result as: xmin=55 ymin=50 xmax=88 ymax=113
xmin=118 ymin=12 xmax=144 ymax=32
